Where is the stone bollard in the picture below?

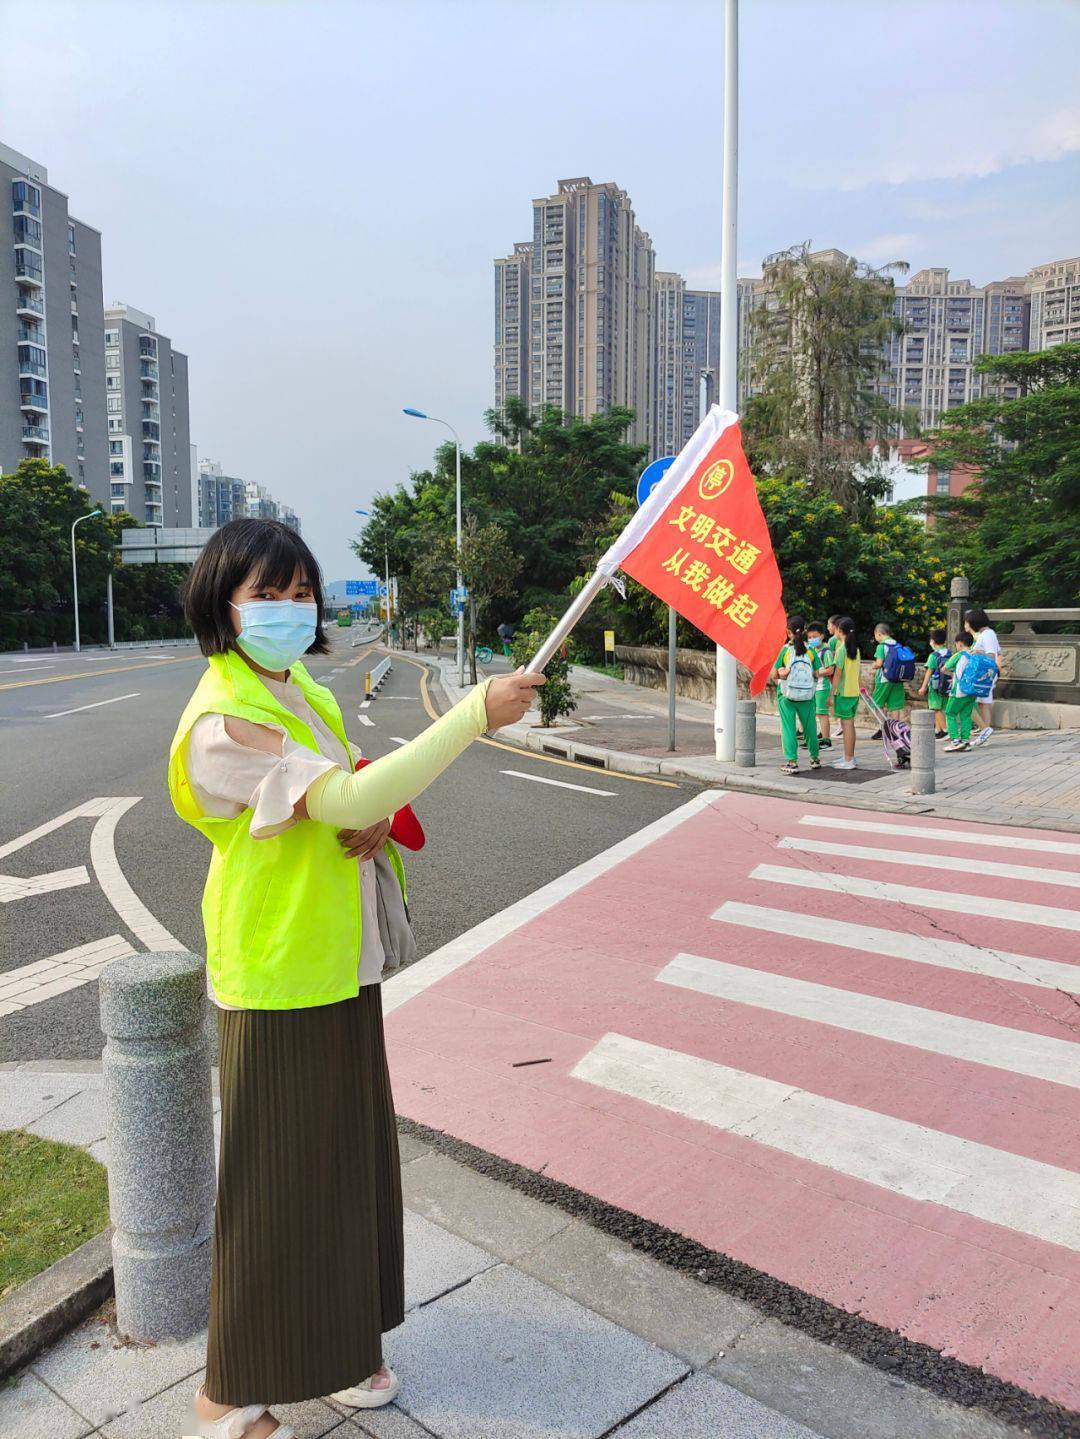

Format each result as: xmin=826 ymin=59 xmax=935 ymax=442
xmin=99 ymin=951 xmax=215 ymax=1343
xmin=948 ymin=575 xmax=970 ymax=647
xmin=909 ymin=708 xmax=937 ymax=795
xmin=735 ymin=698 xmax=757 ymax=768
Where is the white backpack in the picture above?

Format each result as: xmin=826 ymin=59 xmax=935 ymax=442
xmin=781 ymin=649 xmax=817 ymax=702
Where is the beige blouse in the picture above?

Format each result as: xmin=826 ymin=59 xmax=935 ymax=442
xmin=185 ymin=673 xmax=387 ymax=1007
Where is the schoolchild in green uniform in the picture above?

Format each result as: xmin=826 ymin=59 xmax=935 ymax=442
xmin=916 ymin=626 xmax=950 ymax=737
xmin=826 ymin=614 xmax=844 ymax=739
xmin=943 ymin=631 xmax=977 ymax=750
xmin=769 ymin=614 xmax=822 ymax=776
xmin=806 ymin=621 xmax=834 ymax=749
xmin=830 ymin=616 xmax=861 ymax=770
xmin=871 ymin=622 xmax=906 ymax=735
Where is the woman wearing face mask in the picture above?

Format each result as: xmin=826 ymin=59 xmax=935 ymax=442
xmin=170 ymin=519 xmax=544 ymax=1439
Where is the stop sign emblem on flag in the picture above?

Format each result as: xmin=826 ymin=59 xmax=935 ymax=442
xmin=598 ymin=408 xmax=788 ymax=695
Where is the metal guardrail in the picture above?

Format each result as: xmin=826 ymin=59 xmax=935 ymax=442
xmin=364 ymin=654 xmax=392 ymax=699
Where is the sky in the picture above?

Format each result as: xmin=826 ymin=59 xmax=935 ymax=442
xmin=2 ymin=0 xmax=1078 ymax=580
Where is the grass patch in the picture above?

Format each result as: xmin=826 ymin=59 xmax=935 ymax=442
xmin=0 ymin=1130 xmax=109 ymax=1299
xmin=578 ymin=661 xmax=625 ymax=680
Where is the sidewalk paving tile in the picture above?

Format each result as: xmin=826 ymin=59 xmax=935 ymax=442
xmin=403 ymin=1210 xmax=497 ymax=1311
xmin=402 ymin=1151 xmax=573 ymax=1262
xmin=384 ymin=1263 xmax=687 ymax=1439
xmin=396 ymin=1131 xmax=431 ymax=1165
xmin=710 ymin=1320 xmax=1021 ymax=1439
xmin=513 ymin=1220 xmax=762 ymax=1367
xmin=613 ymin=1370 xmax=823 ymax=1438
xmin=0 ymin=1072 xmax=87 ymax=1130
xmin=25 ymin=1086 xmax=108 ymax=1147
xmin=345 ymin=1402 xmax=440 ymax=1438
xmin=31 ymin=1308 xmax=207 ymax=1431
xmin=0 ymin=1370 xmax=94 ymax=1439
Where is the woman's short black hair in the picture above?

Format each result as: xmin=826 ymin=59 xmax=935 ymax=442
xmin=964 ymin=606 xmax=990 ymax=632
xmin=182 ymin=518 xmax=330 ymax=658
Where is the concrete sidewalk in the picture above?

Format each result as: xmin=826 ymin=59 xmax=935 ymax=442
xmin=0 ymin=1064 xmax=1023 ymax=1439
xmin=423 ymin=651 xmax=1080 ymax=832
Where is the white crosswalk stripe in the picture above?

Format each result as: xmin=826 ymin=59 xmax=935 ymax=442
xmin=779 ymin=835 xmax=1080 ymax=889
xmin=658 ymin=952 xmax=1080 ymax=1087
xmin=710 ymin=901 xmax=1080 ymax=993
xmin=798 ymin=813 xmax=1080 ymax=857
xmin=752 ymin=863 xmax=1078 ymax=931
xmin=571 ymin=1033 xmax=1080 ymax=1250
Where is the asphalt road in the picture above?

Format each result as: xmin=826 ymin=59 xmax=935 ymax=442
xmin=0 ymin=632 xmax=697 ymax=1061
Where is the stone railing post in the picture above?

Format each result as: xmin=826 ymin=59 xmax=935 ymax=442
xmin=948 ymin=575 xmax=970 ymax=647
xmin=99 ymin=951 xmax=215 ymax=1343
xmin=735 ymin=698 xmax=757 ymax=768
xmin=909 ymin=708 xmax=937 ymax=795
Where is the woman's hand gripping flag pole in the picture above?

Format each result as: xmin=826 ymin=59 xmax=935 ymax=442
xmin=527 ymin=407 xmax=787 ymax=694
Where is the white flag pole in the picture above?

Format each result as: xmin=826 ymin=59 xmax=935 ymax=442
xmin=714 ymin=0 xmax=740 ymax=761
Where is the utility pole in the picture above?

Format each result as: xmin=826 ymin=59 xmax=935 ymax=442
xmin=714 ymin=0 xmax=739 ymax=762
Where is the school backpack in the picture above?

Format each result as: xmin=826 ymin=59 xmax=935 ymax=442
xmin=883 ymin=642 xmax=917 ymax=683
xmin=956 ymin=651 xmax=997 ymax=698
xmin=929 ymin=650 xmax=952 ymax=696
xmin=781 ymin=649 xmax=817 ymax=702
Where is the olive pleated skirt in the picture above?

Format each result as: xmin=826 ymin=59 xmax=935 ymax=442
xmin=205 ymin=986 xmax=405 ymax=1406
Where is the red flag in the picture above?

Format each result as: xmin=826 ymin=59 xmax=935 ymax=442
xmin=600 ymin=410 xmax=786 ymax=695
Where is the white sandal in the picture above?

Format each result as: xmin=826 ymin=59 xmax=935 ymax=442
xmin=186 ymin=1388 xmax=295 ymax=1439
xmin=331 ymin=1364 xmax=401 ymax=1409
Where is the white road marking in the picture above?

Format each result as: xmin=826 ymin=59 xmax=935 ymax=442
xmin=0 ymin=798 xmax=119 ymax=861
xmin=45 ymin=691 xmax=141 ymax=720
xmin=360 ymin=699 xmax=371 ymax=709
xmin=799 ymin=814 xmax=1080 ymax=858
xmin=390 ymin=736 xmax=408 ymax=746
xmin=752 ymin=864 xmax=1078 ymax=932
xmin=580 ymin=714 xmax=644 ymax=722
xmin=4 ymin=658 xmax=55 ymax=666
xmin=779 ymin=836 xmax=1080 ymax=890
xmin=0 ymin=867 xmax=89 ymax=902
xmin=571 ymin=1033 xmax=1080 ymax=1251
xmin=0 ymin=935 xmax=136 ymax=1012
xmin=500 ymin=769 xmax=617 ymax=797
xmin=356 ymin=714 xmax=375 ymax=727
xmin=658 ymin=952 xmax=1080 ymax=1088
xmin=383 ymin=791 xmax=727 ymax=1015
xmin=710 ymin=901 xmax=1080 ymax=994
xmin=89 ymin=798 xmax=182 ymax=951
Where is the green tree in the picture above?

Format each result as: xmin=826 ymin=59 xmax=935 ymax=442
xmin=511 ymin=607 xmax=575 ymax=727
xmin=413 ymin=516 xmax=522 ymax=682
xmin=745 ymin=243 xmax=912 ymax=512
xmin=914 ymin=345 xmax=1080 ymax=605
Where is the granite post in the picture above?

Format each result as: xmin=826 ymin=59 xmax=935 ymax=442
xmin=99 ymin=951 xmax=215 ymax=1343
xmin=735 ymin=698 xmax=757 ymax=768
xmin=909 ymin=708 xmax=937 ymax=795
xmin=948 ymin=575 xmax=970 ymax=647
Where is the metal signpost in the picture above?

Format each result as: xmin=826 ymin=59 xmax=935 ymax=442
xmin=637 ymin=457 xmax=678 ymax=751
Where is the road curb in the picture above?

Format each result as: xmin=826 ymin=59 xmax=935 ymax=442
xmin=0 ymin=1228 xmax=113 ymax=1379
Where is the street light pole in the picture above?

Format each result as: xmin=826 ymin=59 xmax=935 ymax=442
xmin=404 ymin=407 xmax=464 ymax=687
xmin=71 ymin=509 xmax=102 ymax=654
xmin=714 ymin=0 xmax=739 ymax=762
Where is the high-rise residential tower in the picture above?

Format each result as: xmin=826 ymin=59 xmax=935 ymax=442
xmin=104 ymin=303 xmax=191 ymax=526
xmin=1028 ymin=256 xmax=1080 ymax=350
xmin=652 ymin=276 xmax=723 ymax=457
xmin=494 ymin=242 xmax=530 ymax=414
xmin=522 ymin=177 xmax=655 ymax=448
xmin=0 ymin=142 xmax=107 ymax=493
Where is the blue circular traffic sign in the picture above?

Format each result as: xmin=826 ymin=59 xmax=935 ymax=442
xmin=636 ymin=455 xmax=676 ymax=507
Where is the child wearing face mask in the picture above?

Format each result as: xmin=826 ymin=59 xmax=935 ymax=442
xmin=170 ymin=519 xmax=545 ymax=1439
xmin=806 ymin=621 xmax=834 ymax=750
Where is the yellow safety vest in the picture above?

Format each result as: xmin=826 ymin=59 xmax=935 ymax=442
xmin=168 ymin=649 xmax=406 ymax=1010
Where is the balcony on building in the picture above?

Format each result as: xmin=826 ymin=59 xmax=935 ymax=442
xmin=142 ymin=421 xmax=161 ymax=441
xmin=22 ymin=423 xmax=49 ymax=444
xmin=15 ymin=288 xmax=44 ymax=317
xmin=17 ymin=322 xmax=45 ymax=346
xmin=12 ymin=181 xmax=41 ymax=219
xmin=14 ymin=250 xmax=44 ymax=286
xmin=19 ymin=389 xmax=48 ymax=412
xmin=138 ymin=336 xmax=158 ymax=359
xmin=140 ymin=360 xmax=159 ymax=381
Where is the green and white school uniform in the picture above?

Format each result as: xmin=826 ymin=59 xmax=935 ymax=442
xmin=813 ymin=639 xmax=834 ymax=717
xmin=775 ymin=643 xmax=821 ymax=763
xmin=872 ymin=640 xmax=906 ymax=713
xmin=944 ymin=651 xmax=977 ymax=741
xmin=832 ymin=644 xmax=862 ymax=721
xmin=925 ymin=646 xmax=950 ymax=712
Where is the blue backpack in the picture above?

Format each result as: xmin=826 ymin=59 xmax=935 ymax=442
xmin=929 ymin=649 xmax=952 ymax=696
xmin=883 ymin=642 xmax=917 ymax=683
xmin=956 ymin=651 xmax=997 ymax=698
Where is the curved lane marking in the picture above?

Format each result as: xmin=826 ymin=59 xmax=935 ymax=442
xmin=89 ymin=798 xmax=183 ymax=951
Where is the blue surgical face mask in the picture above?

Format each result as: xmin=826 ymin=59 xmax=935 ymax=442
xmin=808 ymin=636 xmax=823 ymax=648
xmin=230 ymin=599 xmax=317 ymax=671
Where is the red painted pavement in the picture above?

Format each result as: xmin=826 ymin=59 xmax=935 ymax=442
xmin=384 ymin=792 xmax=1080 ymax=1408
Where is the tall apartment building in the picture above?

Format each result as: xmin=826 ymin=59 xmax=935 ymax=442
xmin=197 ymin=458 xmax=300 ymax=534
xmin=0 ymin=142 xmax=107 ymax=493
xmin=1029 ymin=256 xmax=1080 ymax=349
xmin=494 ymin=242 xmax=530 ymax=413
xmin=652 ymin=275 xmax=723 ymax=457
xmin=521 ymin=177 xmax=655 ymax=448
xmin=104 ymin=304 xmax=191 ymax=526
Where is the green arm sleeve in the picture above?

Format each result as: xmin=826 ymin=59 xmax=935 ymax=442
xmin=305 ymin=679 xmax=491 ymax=830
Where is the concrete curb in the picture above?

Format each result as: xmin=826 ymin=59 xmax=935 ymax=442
xmin=0 ymin=1228 xmax=113 ymax=1379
